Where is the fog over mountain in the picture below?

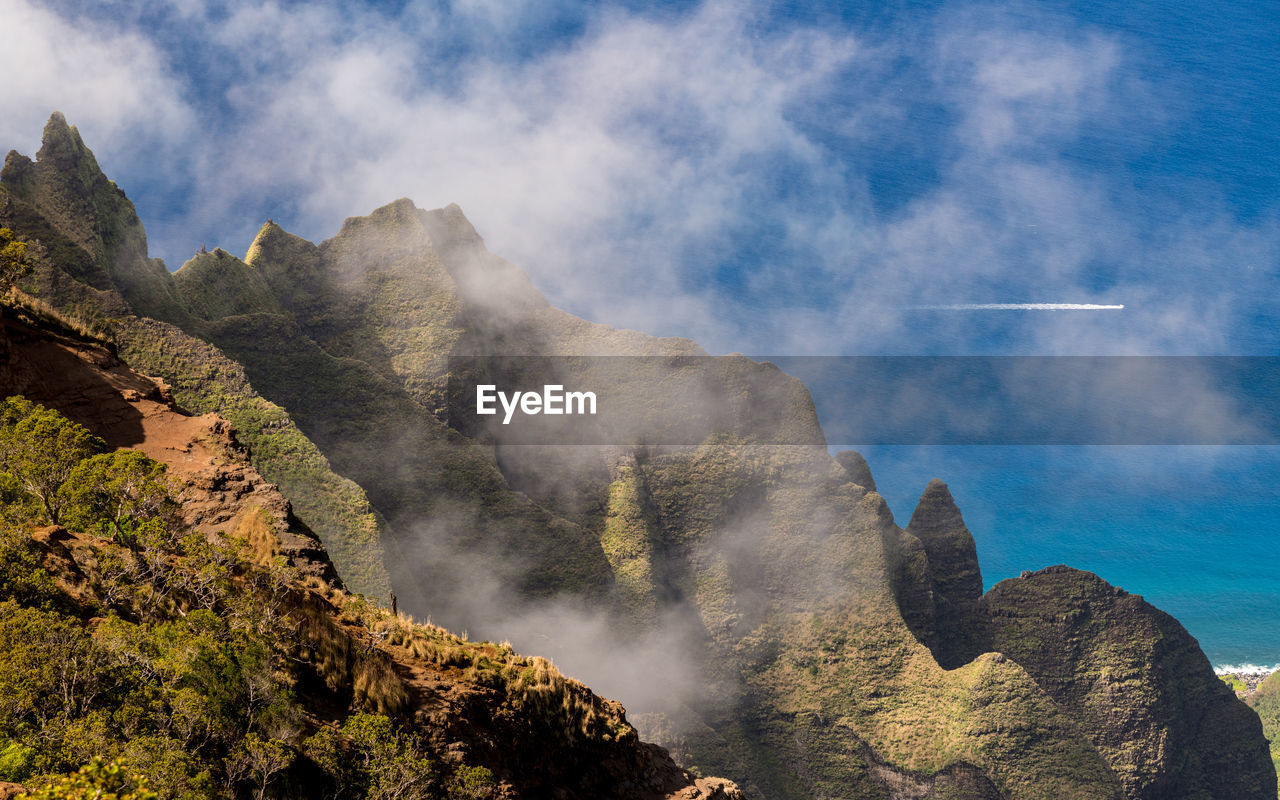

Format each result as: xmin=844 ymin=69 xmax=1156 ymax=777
xmin=4 ymin=0 xmax=1280 ymax=797
xmin=0 ymin=114 xmax=1274 ymax=797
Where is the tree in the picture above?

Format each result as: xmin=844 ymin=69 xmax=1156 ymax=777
xmin=449 ymin=765 xmax=497 ymax=800
xmin=17 ymin=757 xmax=158 ymax=800
xmin=61 ymin=450 xmax=175 ymax=543
xmin=0 ymin=523 xmax=60 ymax=606
xmin=303 ymin=714 xmax=439 ymax=800
xmin=0 ymin=228 xmax=34 ymax=292
xmin=229 ymin=733 xmax=293 ymax=800
xmin=0 ymin=601 xmax=103 ymax=741
xmin=0 ymin=397 xmax=105 ymax=525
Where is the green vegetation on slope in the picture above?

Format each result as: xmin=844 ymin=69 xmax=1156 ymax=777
xmin=0 ymin=397 xmax=571 ymax=799
xmin=0 ymin=116 xmax=394 ymax=605
xmin=173 ymin=249 xmax=282 ymax=321
xmin=111 ymin=318 xmax=391 ymax=602
xmin=1248 ymin=671 xmax=1280 ymax=798
xmin=600 ymin=465 xmax=662 ymax=624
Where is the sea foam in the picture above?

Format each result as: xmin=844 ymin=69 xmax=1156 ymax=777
xmin=1213 ymin=663 xmax=1280 ymax=675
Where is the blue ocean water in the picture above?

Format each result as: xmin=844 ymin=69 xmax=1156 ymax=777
xmin=852 ymin=445 xmax=1280 ymax=667
xmin=809 ymin=0 xmax=1280 ymax=668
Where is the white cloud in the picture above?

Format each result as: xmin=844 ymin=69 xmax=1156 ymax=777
xmin=0 ymin=0 xmax=192 ymax=163
xmin=938 ymin=24 xmax=1122 ymax=152
xmin=141 ymin=0 xmax=867 ymax=343
xmin=1 ymin=0 xmax=1276 ymax=358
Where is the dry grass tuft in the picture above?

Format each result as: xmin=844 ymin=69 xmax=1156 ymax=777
xmin=353 ymin=653 xmax=410 ymax=715
xmin=4 ymin=289 xmax=112 ymax=343
xmin=301 ymin=586 xmax=632 ymax=745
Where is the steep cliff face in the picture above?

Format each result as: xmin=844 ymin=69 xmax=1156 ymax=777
xmin=982 ymin=566 xmax=1277 ymax=800
xmin=881 ymin=524 xmax=938 ymax=664
xmin=2 ymin=113 xmax=1276 ymax=800
xmin=903 ymin=479 xmax=986 ymax=669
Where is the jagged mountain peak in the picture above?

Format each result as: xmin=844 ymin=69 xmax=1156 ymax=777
xmin=28 ymin=111 xmax=125 ymax=217
xmin=3 ymin=112 xmax=128 ymax=242
xmin=173 ymin=247 xmax=282 ymax=321
xmin=1 ymin=149 xmax=34 ymax=188
xmin=0 ymin=114 xmax=81 ymax=189
xmin=335 ymin=196 xmax=429 ymax=239
xmin=834 ymin=449 xmax=877 ymax=492
xmin=245 ymin=218 xmax=318 ymax=266
xmin=425 ymin=200 xmax=484 ymax=247
xmin=37 ymin=111 xmax=92 ymax=170
xmin=906 ymin=479 xmax=979 ymax=578
xmin=0 ymin=113 xmax=189 ymax=322
xmin=909 ymin=477 xmax=962 ymax=525
xmin=904 ymin=477 xmax=987 ymax=669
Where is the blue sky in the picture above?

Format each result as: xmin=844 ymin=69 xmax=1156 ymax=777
xmin=4 ymin=0 xmax=1278 ymax=356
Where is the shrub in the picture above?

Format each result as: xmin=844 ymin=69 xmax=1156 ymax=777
xmin=61 ymin=451 xmax=176 ymax=544
xmin=0 ymin=229 xmax=34 ymax=291
xmin=0 ymin=741 xmax=35 ymax=782
xmin=18 ymin=757 xmax=157 ymax=800
xmin=0 ymin=397 xmax=106 ymax=525
xmin=303 ymin=713 xmax=439 ymax=800
xmin=448 ymin=765 xmax=496 ymax=800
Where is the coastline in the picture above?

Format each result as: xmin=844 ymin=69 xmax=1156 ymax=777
xmin=1215 ymin=664 xmax=1279 ymax=696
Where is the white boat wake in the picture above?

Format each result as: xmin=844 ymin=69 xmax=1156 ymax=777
xmin=908 ymin=303 xmax=1125 ymax=310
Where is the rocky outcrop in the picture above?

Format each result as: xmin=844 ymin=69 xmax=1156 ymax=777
xmin=982 ymin=566 xmax=1277 ymax=800
xmin=0 ymin=302 xmax=336 ymax=583
xmin=904 ymin=479 xmax=985 ymax=669
xmin=859 ymin=739 xmax=1006 ymax=800
xmin=834 ymin=449 xmax=877 ymax=492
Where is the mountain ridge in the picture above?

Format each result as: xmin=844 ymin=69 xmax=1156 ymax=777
xmin=0 ymin=112 xmax=1273 ymax=800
